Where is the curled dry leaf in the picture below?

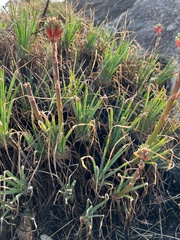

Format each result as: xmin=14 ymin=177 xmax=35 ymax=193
xmin=16 ymin=216 xmax=33 ymax=240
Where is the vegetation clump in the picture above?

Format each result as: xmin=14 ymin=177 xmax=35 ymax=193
xmin=0 ymin=1 xmax=179 ymax=239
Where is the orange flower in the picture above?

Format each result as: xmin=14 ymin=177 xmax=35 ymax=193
xmin=45 ymin=17 xmax=63 ymax=42
xmin=154 ymin=23 xmax=164 ymax=35
xmin=175 ymin=33 xmax=180 ymax=48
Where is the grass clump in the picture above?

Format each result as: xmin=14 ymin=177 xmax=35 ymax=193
xmin=0 ymin=70 xmax=18 ymax=145
xmin=0 ymin=0 xmax=179 ymax=239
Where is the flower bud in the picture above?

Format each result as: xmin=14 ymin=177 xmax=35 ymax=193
xmin=175 ymin=33 xmax=180 ymax=48
xmin=45 ymin=17 xmax=63 ymax=42
xmin=154 ymin=23 xmax=164 ymax=35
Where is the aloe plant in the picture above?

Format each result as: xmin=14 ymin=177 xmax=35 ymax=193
xmin=99 ymin=39 xmax=131 ymax=84
xmin=0 ymin=70 xmax=18 ymax=144
xmin=71 ymin=86 xmax=103 ymax=140
xmin=63 ymin=14 xmax=81 ymax=49
xmin=0 ymin=166 xmax=33 ymax=220
xmin=137 ymin=86 xmax=167 ymax=133
xmin=54 ymin=172 xmax=76 ymax=205
xmin=11 ymin=4 xmax=39 ymax=60
xmin=107 ymin=97 xmax=142 ymax=150
xmin=80 ymin=194 xmax=109 ymax=237
xmin=85 ymin=24 xmax=101 ymax=52
xmin=24 ymin=17 xmax=69 ymax=156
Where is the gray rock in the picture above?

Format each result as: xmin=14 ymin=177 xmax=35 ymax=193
xmin=72 ymin=0 xmax=136 ymax=23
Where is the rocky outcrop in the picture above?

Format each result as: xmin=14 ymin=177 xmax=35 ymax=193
xmin=72 ymin=0 xmax=180 ymax=58
xmin=72 ymin=0 xmax=136 ymax=23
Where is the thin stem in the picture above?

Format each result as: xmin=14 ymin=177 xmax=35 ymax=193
xmin=146 ymin=71 xmax=180 ymax=146
xmin=114 ymin=160 xmax=145 ymax=199
xmin=55 ymin=81 xmax=64 ymax=132
xmin=52 ymin=41 xmax=64 ymax=132
xmin=24 ymin=83 xmax=43 ymax=122
xmin=52 ymin=41 xmax=59 ymax=85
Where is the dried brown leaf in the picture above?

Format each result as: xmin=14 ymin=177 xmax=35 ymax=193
xmin=16 ymin=216 xmax=33 ymax=240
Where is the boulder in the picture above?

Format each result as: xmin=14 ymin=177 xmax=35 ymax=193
xmin=72 ymin=0 xmax=136 ymax=23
